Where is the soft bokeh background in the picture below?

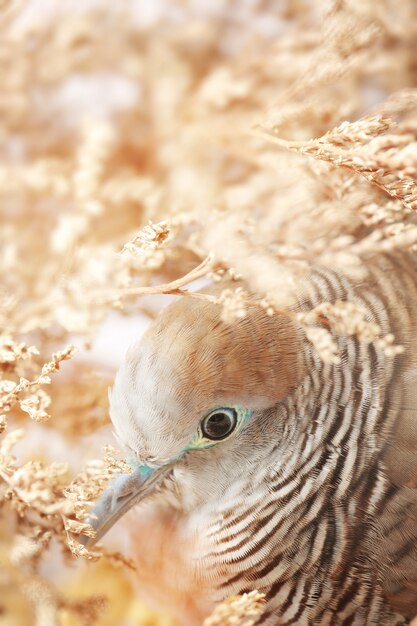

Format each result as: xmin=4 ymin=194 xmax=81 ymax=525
xmin=1 ymin=0 xmax=417 ymax=624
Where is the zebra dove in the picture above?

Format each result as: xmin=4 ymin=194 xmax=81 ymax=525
xmin=84 ymin=251 xmax=417 ymax=625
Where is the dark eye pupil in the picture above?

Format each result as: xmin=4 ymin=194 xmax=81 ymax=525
xmin=202 ymin=409 xmax=237 ymax=440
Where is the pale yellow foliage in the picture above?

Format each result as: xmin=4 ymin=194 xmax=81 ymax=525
xmin=203 ymin=591 xmax=265 ymax=626
xmin=0 ymin=0 xmax=417 ymax=624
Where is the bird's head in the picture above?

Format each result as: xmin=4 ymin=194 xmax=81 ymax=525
xmin=83 ymin=292 xmax=305 ymax=544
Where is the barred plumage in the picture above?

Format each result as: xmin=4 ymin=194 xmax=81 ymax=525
xmin=86 ymin=251 xmax=417 ymax=625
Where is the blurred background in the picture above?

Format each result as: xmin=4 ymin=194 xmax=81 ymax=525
xmin=0 ymin=0 xmax=416 ymax=625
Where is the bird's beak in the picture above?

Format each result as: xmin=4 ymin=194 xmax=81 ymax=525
xmin=80 ymin=463 xmax=173 ymax=547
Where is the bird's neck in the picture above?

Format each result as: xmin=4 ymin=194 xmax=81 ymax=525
xmin=181 ymin=340 xmax=406 ymax=625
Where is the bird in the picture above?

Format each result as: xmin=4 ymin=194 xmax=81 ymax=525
xmin=84 ymin=250 xmax=417 ymax=626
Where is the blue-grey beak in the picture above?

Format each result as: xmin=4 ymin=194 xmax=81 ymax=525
xmin=80 ymin=463 xmax=174 ymax=547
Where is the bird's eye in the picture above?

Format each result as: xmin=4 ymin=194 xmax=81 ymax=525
xmin=201 ymin=408 xmax=237 ymax=441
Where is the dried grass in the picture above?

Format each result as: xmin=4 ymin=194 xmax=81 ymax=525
xmin=1 ymin=0 xmax=417 ymax=624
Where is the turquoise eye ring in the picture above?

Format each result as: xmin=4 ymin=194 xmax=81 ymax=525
xmin=188 ymin=406 xmax=253 ymax=451
xmin=201 ymin=407 xmax=238 ymax=440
